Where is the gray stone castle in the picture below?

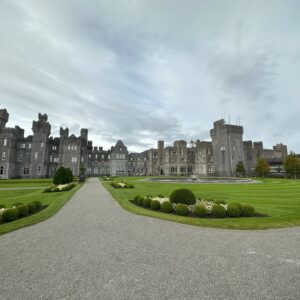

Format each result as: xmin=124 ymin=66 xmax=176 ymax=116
xmin=0 ymin=108 xmax=288 ymax=179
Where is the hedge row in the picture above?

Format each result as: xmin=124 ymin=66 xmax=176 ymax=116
xmin=111 ymin=182 xmax=134 ymax=188
xmin=0 ymin=201 xmax=43 ymax=223
xmin=44 ymin=183 xmax=76 ymax=193
xmin=132 ymin=195 xmax=256 ymax=218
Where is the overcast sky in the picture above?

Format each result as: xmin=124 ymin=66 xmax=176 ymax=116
xmin=1 ymin=0 xmax=299 ymax=152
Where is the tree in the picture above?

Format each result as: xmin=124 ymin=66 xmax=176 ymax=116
xmin=236 ymin=161 xmax=246 ymax=177
xmin=255 ymin=158 xmax=270 ymax=177
xmin=284 ymin=153 xmax=300 ymax=179
xmin=53 ymin=167 xmax=73 ymax=185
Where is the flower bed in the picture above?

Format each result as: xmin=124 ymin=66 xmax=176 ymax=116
xmin=131 ymin=193 xmax=257 ymax=218
xmin=44 ymin=183 xmax=77 ymax=193
xmin=0 ymin=201 xmax=46 ymax=224
xmin=111 ymin=182 xmax=134 ymax=189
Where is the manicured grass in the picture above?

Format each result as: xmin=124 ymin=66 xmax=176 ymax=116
xmin=0 ymin=181 xmax=82 ymax=235
xmin=101 ymin=177 xmax=300 ymax=230
xmin=0 ymin=178 xmax=53 ymax=188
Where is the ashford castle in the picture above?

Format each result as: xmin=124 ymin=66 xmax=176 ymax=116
xmin=0 ymin=108 xmax=288 ymax=179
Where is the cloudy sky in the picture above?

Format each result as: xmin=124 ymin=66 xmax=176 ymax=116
xmin=1 ymin=0 xmax=299 ymax=152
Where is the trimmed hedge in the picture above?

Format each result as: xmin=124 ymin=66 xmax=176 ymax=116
xmin=161 ymin=201 xmax=173 ymax=213
xmin=211 ymin=204 xmax=226 ymax=218
xmin=176 ymin=204 xmax=189 ymax=216
xmin=142 ymin=197 xmax=151 ymax=207
xmin=33 ymin=201 xmax=42 ymax=211
xmin=137 ymin=196 xmax=144 ymax=206
xmin=194 ymin=204 xmax=207 ymax=217
xmin=2 ymin=208 xmax=19 ymax=222
xmin=28 ymin=202 xmax=36 ymax=214
xmin=214 ymin=199 xmax=226 ymax=205
xmin=17 ymin=205 xmax=29 ymax=217
xmin=150 ymin=200 xmax=161 ymax=210
xmin=53 ymin=167 xmax=73 ymax=185
xmin=227 ymin=204 xmax=241 ymax=217
xmin=169 ymin=189 xmax=196 ymax=205
xmin=241 ymin=205 xmax=255 ymax=217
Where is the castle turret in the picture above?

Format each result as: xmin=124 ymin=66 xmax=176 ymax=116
xmin=210 ymin=119 xmax=245 ymax=177
xmin=157 ymin=140 xmax=164 ymax=175
xmin=0 ymin=109 xmax=9 ymax=130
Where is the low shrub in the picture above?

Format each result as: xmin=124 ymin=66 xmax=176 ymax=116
xmin=33 ymin=201 xmax=42 ymax=211
xmin=2 ymin=208 xmax=19 ymax=222
xmin=61 ymin=183 xmax=76 ymax=191
xmin=214 ymin=199 xmax=226 ymax=205
xmin=161 ymin=201 xmax=173 ymax=213
xmin=227 ymin=204 xmax=241 ymax=217
xmin=142 ymin=197 xmax=151 ymax=207
xmin=137 ymin=196 xmax=144 ymax=206
xmin=17 ymin=205 xmax=29 ymax=217
xmin=157 ymin=194 xmax=164 ymax=198
xmin=176 ymin=204 xmax=189 ymax=216
xmin=230 ymin=202 xmax=242 ymax=211
xmin=44 ymin=187 xmax=52 ymax=193
xmin=211 ymin=204 xmax=226 ymax=218
xmin=13 ymin=202 xmax=23 ymax=207
xmin=52 ymin=187 xmax=60 ymax=192
xmin=150 ymin=200 xmax=161 ymax=210
xmin=28 ymin=202 xmax=35 ymax=213
xmin=133 ymin=195 xmax=142 ymax=204
xmin=0 ymin=204 xmax=5 ymax=209
xmin=169 ymin=189 xmax=196 ymax=205
xmin=194 ymin=204 xmax=207 ymax=217
xmin=241 ymin=205 xmax=255 ymax=217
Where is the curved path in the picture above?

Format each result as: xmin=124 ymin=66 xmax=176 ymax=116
xmin=0 ymin=178 xmax=299 ymax=299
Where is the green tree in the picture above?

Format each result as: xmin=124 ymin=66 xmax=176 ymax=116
xmin=284 ymin=153 xmax=300 ymax=179
xmin=236 ymin=161 xmax=246 ymax=176
xmin=65 ymin=168 xmax=74 ymax=183
xmin=53 ymin=167 xmax=72 ymax=185
xmin=255 ymin=158 xmax=270 ymax=177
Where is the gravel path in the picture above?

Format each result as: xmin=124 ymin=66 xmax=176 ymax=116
xmin=0 ymin=178 xmax=299 ymax=300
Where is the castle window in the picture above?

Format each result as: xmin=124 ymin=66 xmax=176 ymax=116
xmin=95 ymin=154 xmax=98 ymax=159
xmin=49 ymin=156 xmax=52 ymax=162
xmin=220 ymin=146 xmax=226 ymax=152
xmin=102 ymin=155 xmax=104 ymax=159
xmin=74 ymin=146 xmax=77 ymax=150
xmin=28 ymin=144 xmax=32 ymax=149
xmin=34 ymin=152 xmax=38 ymax=159
xmin=41 ymin=142 xmax=44 ymax=148
xmin=108 ymin=155 xmax=110 ymax=159
xmin=120 ymin=147 xmax=122 ymax=151
xmin=21 ymin=143 xmax=25 ymax=149
xmin=18 ymin=154 xmax=22 ymax=162
xmin=23 ymin=167 xmax=29 ymax=175
xmin=38 ymin=165 xmax=41 ymax=174
xmin=52 ymin=146 xmax=56 ymax=150
xmin=3 ymin=138 xmax=7 ymax=146
xmin=1 ymin=152 xmax=6 ymax=161
xmin=88 ymin=154 xmax=91 ymax=158
xmin=68 ymin=145 xmax=71 ymax=150
xmin=81 ymin=157 xmax=84 ymax=162
xmin=0 ymin=166 xmax=3 ymax=175
xmin=72 ymin=156 xmax=77 ymax=163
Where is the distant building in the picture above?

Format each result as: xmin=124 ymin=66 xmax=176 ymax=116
xmin=0 ymin=108 xmax=288 ymax=179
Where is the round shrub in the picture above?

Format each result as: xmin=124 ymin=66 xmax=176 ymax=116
xmin=142 ymin=197 xmax=151 ymax=207
xmin=227 ymin=204 xmax=241 ymax=217
xmin=137 ymin=197 xmax=144 ymax=206
xmin=230 ymin=202 xmax=242 ymax=211
xmin=169 ymin=189 xmax=196 ymax=205
xmin=133 ymin=195 xmax=142 ymax=204
xmin=211 ymin=204 xmax=226 ymax=218
xmin=0 ymin=204 xmax=6 ymax=209
xmin=214 ymin=199 xmax=226 ymax=205
xmin=161 ymin=201 xmax=173 ymax=213
xmin=176 ymin=204 xmax=189 ymax=216
xmin=157 ymin=194 xmax=164 ymax=198
xmin=150 ymin=200 xmax=161 ymax=210
xmin=17 ymin=205 xmax=29 ymax=217
xmin=241 ymin=205 xmax=255 ymax=217
xmin=2 ymin=208 xmax=19 ymax=222
xmin=194 ymin=204 xmax=207 ymax=217
xmin=28 ymin=202 xmax=35 ymax=213
xmin=33 ymin=201 xmax=42 ymax=211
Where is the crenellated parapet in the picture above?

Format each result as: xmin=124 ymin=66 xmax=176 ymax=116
xmin=32 ymin=113 xmax=51 ymax=136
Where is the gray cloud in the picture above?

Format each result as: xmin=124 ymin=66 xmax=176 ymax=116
xmin=1 ymin=0 xmax=300 ymax=152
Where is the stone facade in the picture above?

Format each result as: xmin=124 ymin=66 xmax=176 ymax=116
xmin=0 ymin=109 xmax=289 ymax=179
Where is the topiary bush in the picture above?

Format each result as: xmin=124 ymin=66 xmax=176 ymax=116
xmin=33 ymin=201 xmax=42 ymax=211
xmin=150 ymin=200 xmax=161 ymax=210
xmin=211 ymin=204 xmax=226 ymax=218
xmin=227 ymin=204 xmax=241 ymax=217
xmin=17 ymin=205 xmax=29 ymax=217
xmin=142 ymin=197 xmax=151 ymax=207
xmin=161 ymin=201 xmax=173 ymax=213
xmin=2 ymin=208 xmax=19 ymax=222
xmin=241 ymin=205 xmax=255 ymax=217
xmin=176 ymin=204 xmax=189 ymax=216
xmin=0 ymin=204 xmax=6 ymax=209
xmin=194 ymin=204 xmax=207 ymax=217
xmin=169 ymin=189 xmax=196 ymax=205
xmin=28 ymin=202 xmax=35 ymax=214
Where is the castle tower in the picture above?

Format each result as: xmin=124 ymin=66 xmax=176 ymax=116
xmin=30 ymin=113 xmax=51 ymax=178
xmin=157 ymin=140 xmax=164 ymax=175
xmin=210 ymin=119 xmax=246 ymax=177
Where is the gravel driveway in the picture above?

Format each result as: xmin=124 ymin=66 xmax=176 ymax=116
xmin=0 ymin=178 xmax=299 ymax=300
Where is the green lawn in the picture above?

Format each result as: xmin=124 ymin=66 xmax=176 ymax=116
xmin=0 ymin=179 xmax=82 ymax=235
xmin=101 ymin=177 xmax=300 ymax=230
